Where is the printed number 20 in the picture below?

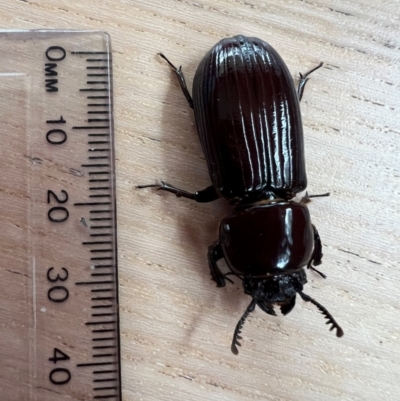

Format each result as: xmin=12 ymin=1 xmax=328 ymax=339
xmin=47 ymin=190 xmax=69 ymax=223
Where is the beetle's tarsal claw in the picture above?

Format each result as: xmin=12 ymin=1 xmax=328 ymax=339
xmin=308 ymin=192 xmax=330 ymax=198
xmin=301 ymin=191 xmax=330 ymax=204
xmin=298 ymin=291 xmax=344 ymax=337
xmin=137 ymin=179 xmax=166 ymax=191
xmin=231 ymin=299 xmax=256 ymax=355
xmin=136 ymin=183 xmax=158 ymax=189
xmin=309 ymin=265 xmax=327 ymax=279
xmin=158 ymin=52 xmax=178 ymax=70
xmin=301 ymin=62 xmax=324 ymax=80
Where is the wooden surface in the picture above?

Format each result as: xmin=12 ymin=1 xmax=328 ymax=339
xmin=0 ymin=1 xmax=399 ymax=400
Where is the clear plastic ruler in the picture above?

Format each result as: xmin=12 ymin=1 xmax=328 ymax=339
xmin=0 ymin=30 xmax=121 ymax=401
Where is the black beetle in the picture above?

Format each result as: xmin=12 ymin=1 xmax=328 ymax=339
xmin=139 ymin=35 xmax=343 ymax=354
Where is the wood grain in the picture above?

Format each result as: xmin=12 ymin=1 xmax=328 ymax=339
xmin=0 ymin=1 xmax=399 ymax=400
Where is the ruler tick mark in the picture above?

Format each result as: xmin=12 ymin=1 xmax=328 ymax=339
xmin=90 ymin=217 xmax=112 ymax=221
xmin=88 ymin=73 xmax=109 ymax=77
xmin=83 ymin=241 xmax=112 ymax=245
xmin=92 ymin=337 xmax=116 ymax=341
xmin=86 ymin=321 xmax=117 ymax=326
xmin=80 ymin=88 xmax=108 ymax=92
xmin=94 ymin=378 xmax=118 ymax=382
xmin=77 ymin=362 xmax=114 ymax=367
xmin=90 ymin=187 xmax=111 ymax=190
xmin=76 ymin=280 xmax=114 ymax=285
xmin=92 ymin=306 xmax=114 ymax=311
xmin=89 ymin=179 xmax=110 ymax=183
xmin=90 ymin=249 xmax=113 ymax=253
xmin=74 ymin=202 xmax=111 ymax=206
xmin=71 ymin=51 xmax=108 ymax=54
xmin=73 ymin=126 xmax=110 ymax=130
xmin=92 ymin=273 xmax=113 ymax=277
xmin=90 ymin=234 xmax=112 ymax=237
xmin=87 ymin=66 xmax=109 ymax=70
xmin=89 ymin=147 xmax=110 ymax=150
xmin=82 ymin=164 xmax=110 ymax=167
xmin=81 ymin=164 xmax=110 ymax=167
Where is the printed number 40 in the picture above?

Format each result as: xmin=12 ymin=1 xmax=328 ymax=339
xmin=49 ymin=348 xmax=71 ymax=385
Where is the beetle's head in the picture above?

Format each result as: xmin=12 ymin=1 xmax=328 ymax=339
xmin=242 ymin=271 xmax=305 ymax=316
xmin=231 ymin=271 xmax=344 ymax=354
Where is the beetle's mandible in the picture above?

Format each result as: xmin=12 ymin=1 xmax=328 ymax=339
xmin=138 ymin=35 xmax=343 ymax=354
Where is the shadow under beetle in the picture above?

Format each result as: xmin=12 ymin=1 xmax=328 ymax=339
xmin=139 ymin=35 xmax=343 ymax=354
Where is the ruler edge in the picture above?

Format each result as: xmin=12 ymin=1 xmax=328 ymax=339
xmin=106 ymin=32 xmax=124 ymax=401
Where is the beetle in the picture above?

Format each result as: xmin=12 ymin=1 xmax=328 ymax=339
xmin=139 ymin=35 xmax=343 ymax=354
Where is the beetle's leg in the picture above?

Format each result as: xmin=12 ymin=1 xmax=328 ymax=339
xmin=307 ymin=225 xmax=327 ymax=279
xmin=137 ymin=180 xmax=219 ymax=203
xmin=208 ymin=242 xmax=226 ymax=287
xmin=158 ymin=53 xmax=194 ymax=109
xmin=297 ymin=62 xmax=323 ymax=102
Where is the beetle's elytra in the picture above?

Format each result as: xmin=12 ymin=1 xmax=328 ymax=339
xmin=139 ymin=35 xmax=343 ymax=354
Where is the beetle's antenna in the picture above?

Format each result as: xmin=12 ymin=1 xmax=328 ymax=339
xmin=298 ymin=291 xmax=344 ymax=337
xmin=231 ymin=299 xmax=256 ymax=355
